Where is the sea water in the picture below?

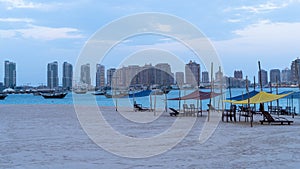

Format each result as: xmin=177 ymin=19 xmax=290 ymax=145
xmin=1 ymin=88 xmax=299 ymax=113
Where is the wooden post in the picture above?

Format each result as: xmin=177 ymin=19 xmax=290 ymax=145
xmin=208 ymin=62 xmax=214 ymax=122
xmin=258 ymin=61 xmax=264 ymax=112
xmin=246 ymin=76 xmax=252 ymax=127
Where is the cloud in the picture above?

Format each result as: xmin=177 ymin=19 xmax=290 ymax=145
xmin=216 ymin=20 xmax=300 ymax=53
xmin=214 ymin=20 xmax=300 ymax=76
xmin=0 ymin=17 xmax=34 ymax=23
xmin=234 ymin=1 xmax=290 ymax=14
xmin=0 ymin=0 xmax=65 ymax=10
xmin=0 ymin=24 xmax=84 ymax=40
xmin=227 ymin=19 xmax=242 ymax=23
xmin=153 ymin=23 xmax=172 ymax=32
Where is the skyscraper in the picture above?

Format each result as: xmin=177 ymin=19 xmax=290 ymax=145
xmin=80 ymin=63 xmax=91 ymax=85
xmin=107 ymin=68 xmax=116 ymax=86
xmin=155 ymin=63 xmax=173 ymax=86
xmin=202 ymin=71 xmax=209 ymax=83
xmin=281 ymin=68 xmax=291 ymax=83
xmin=175 ymin=72 xmax=184 ymax=86
xmin=185 ymin=60 xmax=200 ymax=86
xmin=4 ymin=60 xmax=16 ymax=88
xmin=96 ymin=64 xmax=105 ymax=88
xmin=234 ymin=70 xmax=243 ymax=79
xmin=291 ymin=58 xmax=300 ymax=83
xmin=63 ymin=62 xmax=73 ymax=90
xmin=47 ymin=61 xmax=59 ymax=89
xmin=215 ymin=66 xmax=224 ymax=82
xmin=258 ymin=69 xmax=268 ymax=87
xmin=270 ymin=69 xmax=281 ymax=84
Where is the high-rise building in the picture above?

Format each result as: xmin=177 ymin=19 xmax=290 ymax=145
xmin=281 ymin=68 xmax=291 ymax=83
xmin=291 ymin=58 xmax=300 ymax=83
xmin=215 ymin=66 xmax=224 ymax=82
xmin=234 ymin=70 xmax=243 ymax=79
xmin=270 ymin=69 xmax=281 ymax=84
xmin=0 ymin=82 xmax=4 ymax=91
xmin=80 ymin=63 xmax=91 ymax=85
xmin=96 ymin=64 xmax=105 ymax=88
xmin=47 ymin=61 xmax=59 ymax=89
xmin=175 ymin=72 xmax=184 ymax=86
xmin=107 ymin=68 xmax=116 ymax=86
xmin=258 ymin=69 xmax=268 ymax=87
xmin=126 ymin=65 xmax=140 ymax=85
xmin=202 ymin=71 xmax=209 ymax=83
xmin=155 ymin=63 xmax=173 ymax=86
xmin=185 ymin=60 xmax=200 ymax=86
xmin=140 ymin=64 xmax=155 ymax=86
xmin=63 ymin=62 xmax=73 ymax=90
xmin=4 ymin=60 xmax=16 ymax=88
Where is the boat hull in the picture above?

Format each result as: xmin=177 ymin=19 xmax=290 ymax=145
xmin=41 ymin=93 xmax=68 ymax=99
xmin=0 ymin=94 xmax=7 ymax=100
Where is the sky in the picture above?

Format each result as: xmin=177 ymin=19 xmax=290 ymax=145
xmin=1 ymin=0 xmax=300 ymax=86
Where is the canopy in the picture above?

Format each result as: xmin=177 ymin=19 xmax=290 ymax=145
xmin=226 ymin=90 xmax=259 ymax=101
xmin=280 ymin=91 xmax=300 ymax=99
xmin=168 ymin=90 xmax=222 ymax=101
xmin=231 ymin=91 xmax=293 ymax=104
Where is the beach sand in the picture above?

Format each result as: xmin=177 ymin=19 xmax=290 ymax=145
xmin=1 ymin=104 xmax=300 ymax=168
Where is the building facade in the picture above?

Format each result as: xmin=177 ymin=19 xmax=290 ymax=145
xmin=4 ymin=60 xmax=16 ymax=88
xmin=107 ymin=68 xmax=116 ymax=87
xmin=47 ymin=61 xmax=59 ymax=89
xmin=185 ymin=60 xmax=200 ymax=87
xmin=291 ymin=58 xmax=300 ymax=83
xmin=281 ymin=68 xmax=291 ymax=84
xmin=215 ymin=66 xmax=224 ymax=83
xmin=258 ymin=69 xmax=268 ymax=87
xmin=63 ymin=62 xmax=73 ymax=90
xmin=202 ymin=71 xmax=209 ymax=83
xmin=96 ymin=64 xmax=105 ymax=88
xmin=80 ymin=63 xmax=91 ymax=85
xmin=270 ymin=69 xmax=281 ymax=84
xmin=175 ymin=72 xmax=184 ymax=86
xmin=155 ymin=63 xmax=173 ymax=86
xmin=234 ymin=70 xmax=243 ymax=79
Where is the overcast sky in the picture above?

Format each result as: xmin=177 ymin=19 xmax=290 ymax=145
xmin=1 ymin=0 xmax=300 ymax=86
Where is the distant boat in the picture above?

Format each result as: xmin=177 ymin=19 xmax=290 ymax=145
xmin=104 ymin=91 xmax=128 ymax=98
xmin=41 ymin=92 xmax=68 ymax=99
xmin=0 ymin=93 xmax=7 ymax=100
xmin=73 ymin=88 xmax=87 ymax=94
xmin=91 ymin=90 xmax=106 ymax=95
xmin=151 ymin=89 xmax=166 ymax=95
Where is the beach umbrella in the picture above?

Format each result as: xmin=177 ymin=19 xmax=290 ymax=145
xmin=231 ymin=91 xmax=293 ymax=105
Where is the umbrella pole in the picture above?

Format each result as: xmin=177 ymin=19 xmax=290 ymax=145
xmin=179 ymin=89 xmax=181 ymax=112
xmin=154 ymin=91 xmax=157 ymax=115
xmin=246 ymin=76 xmax=252 ymax=127
xmin=276 ymin=76 xmax=279 ymax=117
xmin=258 ymin=61 xmax=265 ymax=113
xmin=208 ymin=62 xmax=214 ymax=122
xmin=254 ymin=76 xmax=256 ymax=111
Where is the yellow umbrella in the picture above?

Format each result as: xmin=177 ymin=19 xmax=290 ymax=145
xmin=232 ymin=91 xmax=293 ymax=104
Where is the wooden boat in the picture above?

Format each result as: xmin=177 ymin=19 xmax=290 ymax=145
xmin=151 ymin=89 xmax=171 ymax=95
xmin=41 ymin=92 xmax=68 ymax=99
xmin=0 ymin=93 xmax=7 ymax=100
xmin=91 ymin=90 xmax=106 ymax=95
xmin=104 ymin=92 xmax=128 ymax=98
xmin=73 ymin=89 xmax=87 ymax=94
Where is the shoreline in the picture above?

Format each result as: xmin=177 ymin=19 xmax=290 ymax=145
xmin=1 ymin=104 xmax=300 ymax=168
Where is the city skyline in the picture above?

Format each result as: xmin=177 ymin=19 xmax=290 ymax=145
xmin=1 ymin=1 xmax=300 ymax=86
xmin=2 ymin=58 xmax=300 ymax=89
